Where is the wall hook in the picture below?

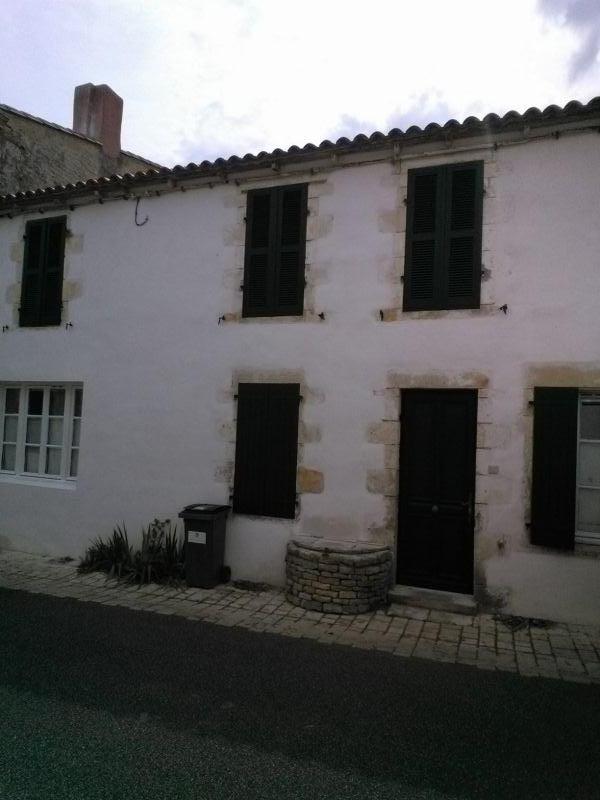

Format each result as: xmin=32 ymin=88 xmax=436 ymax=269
xmin=218 ymin=315 xmax=226 ymax=325
xmin=2 ymin=325 xmax=9 ymax=332
xmin=318 ymin=312 xmax=326 ymax=321
xmin=65 ymin=322 xmax=73 ymax=329
xmin=498 ymin=304 xmax=508 ymax=315
xmin=134 ymin=197 xmax=149 ymax=227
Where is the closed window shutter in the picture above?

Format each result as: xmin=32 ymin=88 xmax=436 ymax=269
xmin=243 ymin=185 xmax=307 ymax=317
xmin=243 ymin=190 xmax=273 ymax=316
xmin=444 ymin=163 xmax=483 ymax=309
xmin=403 ymin=170 xmax=438 ymax=310
xmin=275 ymin=185 xmax=307 ymax=314
xmin=20 ymin=217 xmax=66 ymax=327
xmin=233 ymin=383 xmax=300 ymax=519
xmin=403 ymin=162 xmax=482 ymax=311
xmin=530 ymin=387 xmax=578 ymax=549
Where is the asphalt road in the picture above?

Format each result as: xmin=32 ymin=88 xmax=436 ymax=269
xmin=0 ymin=588 xmax=599 ymax=800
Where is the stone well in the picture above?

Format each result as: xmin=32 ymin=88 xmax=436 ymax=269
xmin=285 ymin=538 xmax=393 ymax=614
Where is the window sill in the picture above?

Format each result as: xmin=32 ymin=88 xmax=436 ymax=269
xmin=0 ymin=473 xmax=77 ymax=491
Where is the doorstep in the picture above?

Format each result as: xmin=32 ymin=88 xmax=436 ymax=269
xmin=388 ymin=585 xmax=478 ymax=616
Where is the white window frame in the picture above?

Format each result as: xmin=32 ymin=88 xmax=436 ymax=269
xmin=0 ymin=383 xmax=82 ymax=485
xmin=575 ymin=391 xmax=600 ymax=546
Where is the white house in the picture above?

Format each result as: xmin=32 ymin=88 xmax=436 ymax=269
xmin=1 ymin=97 xmax=600 ymax=624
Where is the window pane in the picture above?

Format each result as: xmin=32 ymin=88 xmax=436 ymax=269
xmin=48 ymin=417 xmax=63 ymax=446
xmin=25 ymin=446 xmax=40 ymax=473
xmin=577 ymin=488 xmax=600 ymax=534
xmin=45 ymin=447 xmax=62 ymax=475
xmin=74 ymin=388 xmax=83 ymax=418
xmin=3 ymin=416 xmax=18 ymax=443
xmin=5 ymin=388 xmax=19 ymax=414
xmin=581 ymin=402 xmax=600 ymax=440
xmin=28 ymin=389 xmax=43 ymax=415
xmin=49 ymin=388 xmax=65 ymax=416
xmin=579 ymin=442 xmax=600 ymax=488
xmin=1 ymin=444 xmax=15 ymax=471
xmin=70 ymin=449 xmax=79 ymax=477
xmin=26 ymin=417 xmax=41 ymax=444
xmin=72 ymin=418 xmax=80 ymax=447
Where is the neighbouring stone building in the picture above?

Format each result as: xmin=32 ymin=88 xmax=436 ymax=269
xmin=0 ymin=83 xmax=158 ymax=195
xmin=1 ymin=96 xmax=600 ymax=625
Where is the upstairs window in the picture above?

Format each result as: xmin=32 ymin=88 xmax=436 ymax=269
xmin=233 ymin=383 xmax=300 ymax=518
xmin=403 ymin=162 xmax=483 ymax=311
xmin=243 ymin=185 xmax=308 ymax=317
xmin=0 ymin=384 xmax=82 ymax=480
xmin=20 ymin=216 xmax=67 ymax=327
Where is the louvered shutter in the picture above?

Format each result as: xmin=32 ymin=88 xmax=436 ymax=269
xmin=403 ymin=169 xmax=438 ymax=311
xmin=243 ymin=185 xmax=307 ymax=317
xmin=444 ymin=162 xmax=483 ymax=309
xmin=20 ymin=216 xmax=66 ymax=327
xmin=274 ymin=185 xmax=307 ymax=314
xmin=243 ymin=190 xmax=273 ymax=316
xmin=530 ymin=387 xmax=578 ymax=550
xmin=233 ymin=383 xmax=300 ymax=519
xmin=403 ymin=163 xmax=482 ymax=311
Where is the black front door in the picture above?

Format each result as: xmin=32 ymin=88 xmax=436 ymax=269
xmin=397 ymin=389 xmax=477 ymax=594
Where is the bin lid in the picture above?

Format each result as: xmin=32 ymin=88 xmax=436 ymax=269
xmin=178 ymin=503 xmax=230 ymax=519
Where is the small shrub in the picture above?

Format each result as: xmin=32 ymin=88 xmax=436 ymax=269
xmin=78 ymin=524 xmax=132 ymax=577
xmin=79 ymin=519 xmax=184 ymax=585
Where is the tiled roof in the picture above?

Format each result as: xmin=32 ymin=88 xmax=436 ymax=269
xmin=1 ymin=96 xmax=600 ymax=214
xmin=0 ymin=102 xmax=161 ymax=168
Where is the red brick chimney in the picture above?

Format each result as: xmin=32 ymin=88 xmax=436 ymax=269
xmin=73 ymin=83 xmax=123 ymax=159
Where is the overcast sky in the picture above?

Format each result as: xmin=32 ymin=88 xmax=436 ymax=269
xmin=1 ymin=0 xmax=599 ymax=166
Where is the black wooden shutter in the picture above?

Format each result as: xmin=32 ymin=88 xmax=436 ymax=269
xmin=530 ymin=387 xmax=578 ymax=550
xmin=403 ymin=169 xmax=439 ymax=311
xmin=403 ymin=162 xmax=482 ymax=311
xmin=20 ymin=216 xmax=66 ymax=327
xmin=243 ymin=185 xmax=307 ymax=317
xmin=274 ymin=185 xmax=307 ymax=315
xmin=444 ymin=162 xmax=483 ymax=309
xmin=243 ymin=190 xmax=273 ymax=316
xmin=233 ymin=383 xmax=300 ymax=518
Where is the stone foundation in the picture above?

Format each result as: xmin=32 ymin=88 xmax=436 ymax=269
xmin=285 ymin=538 xmax=393 ymax=614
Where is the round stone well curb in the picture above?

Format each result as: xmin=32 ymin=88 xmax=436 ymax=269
xmin=285 ymin=538 xmax=393 ymax=614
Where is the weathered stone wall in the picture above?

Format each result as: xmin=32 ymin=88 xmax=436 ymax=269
xmin=0 ymin=108 xmax=151 ymax=195
xmin=286 ymin=539 xmax=393 ymax=614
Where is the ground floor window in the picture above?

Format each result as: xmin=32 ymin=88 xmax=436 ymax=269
xmin=233 ymin=383 xmax=300 ymax=519
xmin=0 ymin=384 xmax=83 ymax=481
xmin=531 ymin=387 xmax=600 ymax=549
xmin=576 ymin=393 xmax=600 ymax=545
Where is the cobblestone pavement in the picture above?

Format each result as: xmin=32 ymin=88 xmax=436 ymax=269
xmin=1 ymin=550 xmax=599 ymax=685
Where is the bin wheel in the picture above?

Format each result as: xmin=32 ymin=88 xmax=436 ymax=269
xmin=220 ymin=565 xmax=231 ymax=583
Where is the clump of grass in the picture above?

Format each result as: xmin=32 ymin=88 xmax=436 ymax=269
xmin=78 ymin=524 xmax=132 ymax=578
xmin=78 ymin=519 xmax=184 ymax=584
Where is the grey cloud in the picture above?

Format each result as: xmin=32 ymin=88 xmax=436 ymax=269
xmin=539 ymin=0 xmax=600 ymax=79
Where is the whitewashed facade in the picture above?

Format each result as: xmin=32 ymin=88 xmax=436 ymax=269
xmin=1 ymin=105 xmax=600 ymax=624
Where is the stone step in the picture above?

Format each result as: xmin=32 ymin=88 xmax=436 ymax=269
xmin=388 ymin=585 xmax=477 ymax=616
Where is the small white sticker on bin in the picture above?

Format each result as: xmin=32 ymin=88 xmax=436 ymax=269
xmin=188 ymin=530 xmax=207 ymax=544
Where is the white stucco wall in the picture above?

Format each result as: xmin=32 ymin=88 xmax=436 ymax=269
xmin=1 ymin=130 xmax=599 ymax=623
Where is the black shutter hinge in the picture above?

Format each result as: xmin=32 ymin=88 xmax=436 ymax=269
xmin=402 ymin=197 xmax=407 ymax=206
xmin=498 ymin=304 xmax=508 ymax=314
xmin=233 ymin=394 xmax=238 ymax=400
xmin=239 ymin=284 xmax=244 ymax=291
xmin=528 ymin=400 xmax=535 ymax=407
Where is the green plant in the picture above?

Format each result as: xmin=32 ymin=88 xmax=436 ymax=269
xmin=78 ymin=524 xmax=132 ymax=577
xmin=129 ymin=518 xmax=184 ymax=585
xmin=79 ymin=518 xmax=184 ymax=585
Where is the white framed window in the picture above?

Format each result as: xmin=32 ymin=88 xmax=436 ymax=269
xmin=576 ymin=392 xmax=600 ymax=546
xmin=0 ymin=384 xmax=83 ymax=481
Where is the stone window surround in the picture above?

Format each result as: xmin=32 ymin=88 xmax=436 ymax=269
xmin=4 ymin=212 xmax=82 ymax=330
xmin=215 ymin=369 xmax=324 ymax=521
xmin=219 ymin=176 xmax=333 ymax=325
